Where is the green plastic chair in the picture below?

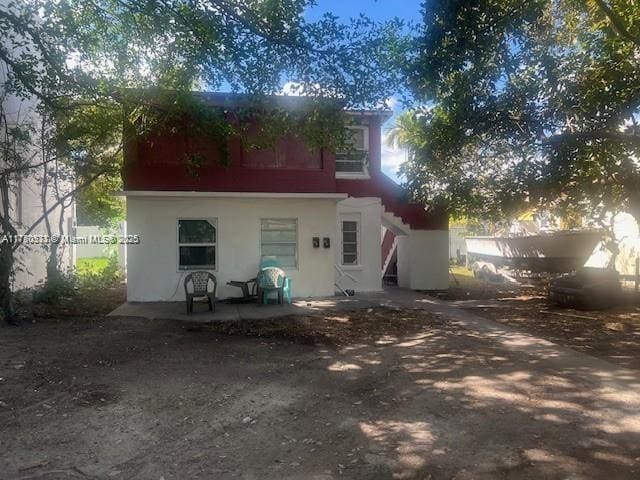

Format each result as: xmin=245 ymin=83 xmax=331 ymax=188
xmin=259 ymin=256 xmax=292 ymax=303
xmin=257 ymin=267 xmax=287 ymax=305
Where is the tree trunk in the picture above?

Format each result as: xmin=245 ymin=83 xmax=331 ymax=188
xmin=46 ymin=242 xmax=60 ymax=284
xmin=0 ymin=175 xmax=17 ymax=325
xmin=627 ymin=188 xmax=640 ymax=232
xmin=41 ymin=150 xmax=61 ymax=286
xmin=0 ymin=239 xmax=16 ymax=324
xmin=617 ymin=159 xmax=640 ymax=227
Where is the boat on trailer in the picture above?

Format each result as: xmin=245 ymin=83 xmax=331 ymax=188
xmin=465 ymin=231 xmax=604 ymax=273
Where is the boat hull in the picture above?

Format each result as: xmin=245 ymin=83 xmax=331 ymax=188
xmin=465 ymin=231 xmax=603 ymax=273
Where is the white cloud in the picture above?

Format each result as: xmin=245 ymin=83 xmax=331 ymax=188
xmin=381 ymin=145 xmax=407 ymax=182
xmin=281 ymin=81 xmax=306 ymax=96
xmin=280 ymin=81 xmax=343 ymax=98
xmin=385 ymin=96 xmax=398 ymax=109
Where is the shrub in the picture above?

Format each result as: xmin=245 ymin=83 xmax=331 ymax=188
xmin=34 ymin=254 xmax=123 ymax=305
xmin=34 ymin=272 xmax=78 ymax=304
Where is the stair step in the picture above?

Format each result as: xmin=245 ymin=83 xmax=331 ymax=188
xmin=378 ymin=181 xmax=444 ymax=230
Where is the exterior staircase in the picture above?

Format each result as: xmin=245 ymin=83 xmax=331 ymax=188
xmin=381 ymin=228 xmax=398 ymax=283
xmin=376 ymin=176 xmax=449 ymax=285
xmin=337 ymin=172 xmax=448 ymax=288
xmin=337 ymin=173 xmax=446 ymax=231
xmin=376 ymin=175 xmax=446 ymax=230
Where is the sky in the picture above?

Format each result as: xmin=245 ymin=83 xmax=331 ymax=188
xmin=305 ymin=0 xmax=424 ymax=181
xmin=304 ymin=0 xmax=423 ymax=23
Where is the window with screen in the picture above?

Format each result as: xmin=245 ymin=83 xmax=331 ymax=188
xmin=336 ymin=126 xmax=369 ymax=174
xmin=341 ymin=220 xmax=359 ymax=265
xmin=261 ymin=218 xmax=297 ymax=268
xmin=177 ymin=219 xmax=217 ymax=270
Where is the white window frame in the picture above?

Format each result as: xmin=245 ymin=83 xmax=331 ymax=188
xmin=336 ymin=125 xmax=370 ymax=179
xmin=177 ymin=218 xmax=217 ymax=271
xmin=260 ymin=218 xmax=298 ymax=269
xmin=341 ymin=218 xmax=360 ymax=267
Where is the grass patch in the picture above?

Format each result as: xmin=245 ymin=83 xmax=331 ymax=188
xmin=77 ymin=257 xmax=110 ymax=277
xmin=449 ymin=265 xmax=474 ymax=278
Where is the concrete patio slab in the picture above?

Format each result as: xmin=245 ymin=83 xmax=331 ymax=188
xmin=107 ymin=293 xmax=383 ymax=322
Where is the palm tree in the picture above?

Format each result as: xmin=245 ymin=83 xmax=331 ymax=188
xmin=383 ymin=110 xmax=423 ymax=150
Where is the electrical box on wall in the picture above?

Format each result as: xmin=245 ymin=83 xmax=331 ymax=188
xmin=312 ymin=237 xmax=320 ymax=248
xmin=323 ymin=237 xmax=330 ymax=249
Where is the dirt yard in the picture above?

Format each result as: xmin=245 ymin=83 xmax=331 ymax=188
xmin=443 ymin=267 xmax=640 ymax=371
xmin=467 ymin=298 xmax=640 ymax=371
xmin=1 ymin=286 xmax=640 ymax=479
xmin=436 ymin=266 xmax=547 ymax=301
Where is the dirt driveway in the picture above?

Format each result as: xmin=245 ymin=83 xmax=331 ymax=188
xmin=1 ymin=306 xmax=639 ymax=479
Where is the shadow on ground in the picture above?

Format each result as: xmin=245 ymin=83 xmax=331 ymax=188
xmin=463 ymin=295 xmax=640 ymax=371
xmin=1 ymin=307 xmax=639 ymax=479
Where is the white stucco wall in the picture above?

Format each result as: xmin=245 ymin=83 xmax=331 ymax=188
xmin=2 ymin=59 xmax=74 ymax=291
xmin=75 ymin=226 xmax=110 ymax=258
xmin=11 ymin=177 xmax=74 ymax=290
xmin=335 ymin=197 xmax=383 ymax=292
xmin=397 ymin=230 xmax=449 ymax=290
xmin=126 ymin=196 xmax=339 ymax=301
xmin=397 ymin=235 xmax=410 ymax=288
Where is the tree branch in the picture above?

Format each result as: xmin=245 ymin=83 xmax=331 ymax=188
xmin=11 ymin=169 xmax=110 ymax=253
xmin=0 ymin=9 xmax=76 ymax=87
xmin=542 ymin=130 xmax=640 ymax=147
xmin=0 ymin=47 xmax=52 ymax=106
xmin=593 ymin=0 xmax=640 ymax=46
xmin=208 ymin=0 xmax=334 ymax=55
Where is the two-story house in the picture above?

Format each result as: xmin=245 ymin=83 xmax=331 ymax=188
xmin=120 ymin=93 xmax=448 ymax=302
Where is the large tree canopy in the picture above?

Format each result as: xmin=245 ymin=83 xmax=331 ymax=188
xmin=399 ymin=0 xmax=640 ymax=225
xmin=2 ymin=0 xmax=409 ymax=209
xmin=1 ymin=0 xmax=407 ymax=107
xmin=0 ymin=0 xmax=408 ymax=322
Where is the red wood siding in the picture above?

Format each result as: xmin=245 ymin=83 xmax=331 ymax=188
xmin=124 ymin=131 xmax=335 ymax=193
xmin=240 ymin=134 xmax=323 ymax=170
xmin=122 ymin=103 xmax=447 ymax=230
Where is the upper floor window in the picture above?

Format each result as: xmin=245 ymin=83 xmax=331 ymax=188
xmin=336 ymin=126 xmax=369 ymax=175
xmin=178 ymin=219 xmax=217 ymax=270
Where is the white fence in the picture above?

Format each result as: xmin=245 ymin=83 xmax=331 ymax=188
xmin=449 ymin=226 xmax=467 ymax=261
xmin=74 ymin=222 xmax=127 ymax=274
